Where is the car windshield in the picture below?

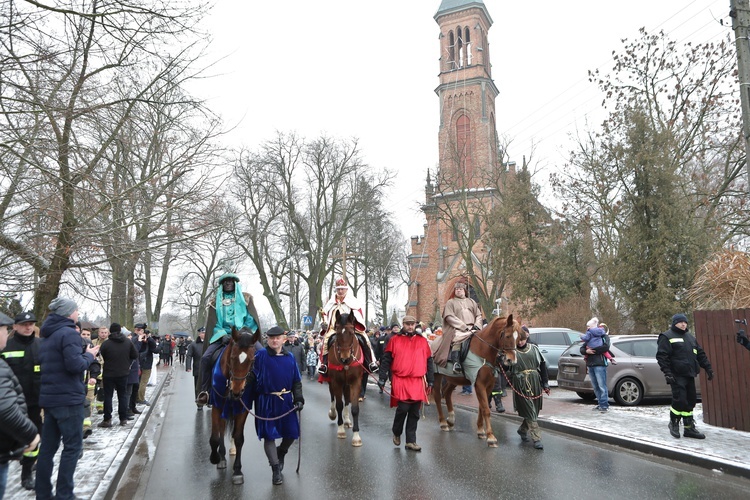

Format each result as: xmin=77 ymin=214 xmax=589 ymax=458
xmin=561 ymin=340 xmax=584 ymax=357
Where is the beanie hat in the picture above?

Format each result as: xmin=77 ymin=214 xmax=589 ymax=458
xmin=110 ymin=322 xmax=122 ymax=334
xmin=48 ymin=297 xmax=78 ymax=317
xmin=671 ymin=313 xmax=689 ymax=328
xmin=586 ymin=317 xmax=599 ymax=329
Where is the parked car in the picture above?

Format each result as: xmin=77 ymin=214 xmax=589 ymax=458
xmin=556 ymin=335 xmax=702 ymax=406
xmin=526 ymin=327 xmax=582 ymax=379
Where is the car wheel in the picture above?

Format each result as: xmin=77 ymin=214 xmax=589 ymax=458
xmin=614 ymin=377 xmax=643 ymax=406
xmin=576 ymin=392 xmax=596 ymax=401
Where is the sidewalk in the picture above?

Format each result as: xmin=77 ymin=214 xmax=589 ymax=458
xmin=3 ymin=363 xmax=173 ymax=500
xmin=451 ymin=384 xmax=750 ymax=480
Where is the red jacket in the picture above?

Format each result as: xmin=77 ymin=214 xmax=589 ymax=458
xmin=383 ymin=334 xmax=433 ymax=406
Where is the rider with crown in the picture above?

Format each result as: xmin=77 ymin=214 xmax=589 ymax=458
xmin=318 ymin=277 xmax=379 ymax=375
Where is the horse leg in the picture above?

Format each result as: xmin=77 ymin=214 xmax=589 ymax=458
xmin=474 ymin=379 xmax=488 ymax=440
xmin=336 ymin=393 xmax=346 ymax=439
xmin=231 ymin=415 xmax=247 ymax=484
xmin=433 ymin=374 xmax=449 ymax=431
xmin=445 ymin=381 xmax=457 ymax=429
xmin=477 ymin=374 xmax=498 ymax=448
xmin=328 ymin=385 xmax=337 ymax=420
xmin=350 ymin=377 xmax=362 ymax=447
xmin=210 ymin=409 xmax=227 ymax=469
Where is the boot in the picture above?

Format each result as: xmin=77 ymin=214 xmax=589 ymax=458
xmin=271 ymin=463 xmax=283 ymax=485
xmin=276 ymin=446 xmax=287 ymax=472
xmin=494 ymin=397 xmax=505 ymax=413
xmin=359 ymin=338 xmax=379 ymax=373
xmin=449 ymin=350 xmax=462 ymax=373
xmin=668 ymin=414 xmax=681 ymax=439
xmin=98 ymin=419 xmax=112 ymax=428
xmin=21 ymin=462 xmax=35 ymax=490
xmin=318 ymin=354 xmax=328 ymax=375
xmin=683 ymin=417 xmax=705 ymax=439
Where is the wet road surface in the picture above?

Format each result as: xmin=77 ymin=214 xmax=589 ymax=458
xmin=118 ymin=368 xmax=750 ymax=499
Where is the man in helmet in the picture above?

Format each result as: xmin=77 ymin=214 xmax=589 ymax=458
xmin=195 ymin=273 xmax=261 ymax=407
xmin=318 ymin=277 xmax=378 ymax=375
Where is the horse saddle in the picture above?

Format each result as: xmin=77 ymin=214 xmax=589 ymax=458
xmin=210 ymin=344 xmax=227 ymax=371
xmin=457 ymin=335 xmax=473 ymax=366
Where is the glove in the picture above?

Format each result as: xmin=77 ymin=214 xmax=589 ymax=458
xmin=471 ymin=324 xmax=481 ymax=331
xmin=294 ymin=400 xmax=304 ymax=412
xmin=706 ymin=370 xmax=714 ymax=381
xmin=542 ymin=383 xmax=550 ymax=395
xmin=665 ymin=374 xmax=676 ymax=385
xmin=738 ymin=330 xmax=749 ymax=345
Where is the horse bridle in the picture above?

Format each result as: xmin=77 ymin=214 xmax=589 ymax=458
xmin=334 ymin=327 xmax=359 ymax=365
xmin=471 ymin=324 xmax=518 ymax=366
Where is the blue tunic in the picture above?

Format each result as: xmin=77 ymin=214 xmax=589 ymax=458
xmin=253 ymin=348 xmax=301 ymax=440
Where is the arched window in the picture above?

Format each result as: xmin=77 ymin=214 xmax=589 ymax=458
xmin=448 ymin=31 xmax=455 ymax=69
xmin=456 ymin=26 xmax=463 ymax=67
xmin=456 ymin=115 xmax=472 ymax=172
xmin=464 ymin=27 xmax=472 ymax=65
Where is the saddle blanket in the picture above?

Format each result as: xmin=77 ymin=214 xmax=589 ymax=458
xmin=211 ymin=346 xmax=254 ymax=419
xmin=434 ymin=350 xmax=499 ymax=386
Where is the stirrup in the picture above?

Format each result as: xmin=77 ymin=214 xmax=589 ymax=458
xmin=318 ymin=364 xmax=328 ymax=375
xmin=196 ymin=391 xmax=209 ymax=407
xmin=369 ymin=362 xmax=379 ymax=373
xmin=452 ymin=363 xmax=462 ymax=374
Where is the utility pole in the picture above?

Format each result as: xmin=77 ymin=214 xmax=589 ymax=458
xmin=731 ymin=0 xmax=750 ymax=190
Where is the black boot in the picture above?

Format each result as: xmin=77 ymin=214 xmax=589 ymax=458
xmin=318 ymin=354 xmax=328 ymax=375
xmin=683 ymin=417 xmax=705 ymax=439
xmin=271 ymin=463 xmax=283 ymax=485
xmin=494 ymin=396 xmax=505 ymax=413
xmin=668 ymin=414 xmax=681 ymax=439
xmin=21 ymin=461 xmax=35 ymax=490
xmin=276 ymin=446 xmax=287 ymax=472
xmin=449 ymin=350 xmax=462 ymax=373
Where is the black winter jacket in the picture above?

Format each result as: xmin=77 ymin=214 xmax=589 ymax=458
xmin=656 ymin=326 xmax=712 ymax=378
xmin=0 ymin=358 xmax=39 ymax=462
xmin=100 ymin=332 xmax=139 ymax=378
xmin=1 ymin=333 xmax=42 ymax=407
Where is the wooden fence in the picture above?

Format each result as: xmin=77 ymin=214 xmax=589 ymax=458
xmin=693 ymin=309 xmax=750 ymax=432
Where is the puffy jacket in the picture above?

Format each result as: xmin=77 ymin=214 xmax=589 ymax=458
xmin=656 ymin=326 xmax=712 ymax=378
xmin=1 ymin=332 xmax=42 ymax=407
xmin=38 ymin=313 xmax=95 ymax=408
xmin=0 ymin=359 xmax=38 ymax=462
xmin=100 ymin=331 xmax=138 ymax=378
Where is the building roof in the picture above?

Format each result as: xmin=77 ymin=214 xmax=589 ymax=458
xmin=434 ymin=0 xmax=492 ymax=24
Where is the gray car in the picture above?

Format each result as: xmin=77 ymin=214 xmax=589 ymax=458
xmin=527 ymin=327 xmax=582 ymax=379
xmin=556 ymin=335 xmax=701 ymax=406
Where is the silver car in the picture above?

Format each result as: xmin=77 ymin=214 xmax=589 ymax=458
xmin=527 ymin=327 xmax=582 ymax=379
xmin=557 ymin=335 xmax=701 ymax=406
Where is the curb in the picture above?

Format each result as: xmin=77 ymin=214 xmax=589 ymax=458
xmin=96 ymin=368 xmax=172 ymax=500
xmin=453 ymin=402 xmax=750 ymax=480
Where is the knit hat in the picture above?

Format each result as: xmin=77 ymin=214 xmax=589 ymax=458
xmin=671 ymin=313 xmax=689 ymax=328
xmin=48 ymin=297 xmax=78 ymax=317
xmin=518 ymin=326 xmax=529 ymax=343
xmin=110 ymin=322 xmax=122 ymax=334
xmin=586 ymin=317 xmax=599 ymax=329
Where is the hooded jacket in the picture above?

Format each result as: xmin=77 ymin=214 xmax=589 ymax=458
xmin=100 ymin=331 xmax=138 ymax=378
xmin=0 ymin=359 xmax=38 ymax=462
xmin=39 ymin=313 xmax=96 ymax=407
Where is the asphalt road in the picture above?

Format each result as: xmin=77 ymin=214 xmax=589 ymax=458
xmin=118 ymin=367 xmax=750 ymax=500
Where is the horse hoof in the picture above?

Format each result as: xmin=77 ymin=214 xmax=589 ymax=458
xmin=328 ymin=411 xmax=336 ymax=420
xmin=217 ymin=459 xmax=227 ymax=469
xmin=209 ymin=452 xmax=220 ymax=465
xmin=337 ymin=431 xmax=347 ymax=439
xmin=478 ymin=433 xmax=486 ymax=440
xmin=352 ymin=439 xmax=362 ymax=447
xmin=229 ymin=447 xmax=236 ymax=456
xmin=488 ymin=441 xmax=499 ymax=448
xmin=232 ymin=474 xmax=244 ymax=485
xmin=440 ymin=423 xmax=449 ymax=431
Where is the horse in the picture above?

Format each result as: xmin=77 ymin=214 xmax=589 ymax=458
xmin=326 ymin=310 xmax=364 ymax=446
xmin=208 ymin=326 xmax=261 ymax=484
xmin=431 ymin=314 xmax=520 ymax=447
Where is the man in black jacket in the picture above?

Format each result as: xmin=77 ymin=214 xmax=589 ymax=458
xmin=98 ymin=323 xmax=138 ymax=427
xmin=0 ymin=312 xmax=40 ymax=498
xmin=656 ymin=313 xmax=714 ymax=439
xmin=0 ymin=312 xmax=42 ymax=490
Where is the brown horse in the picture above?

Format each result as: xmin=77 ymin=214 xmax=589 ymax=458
xmin=209 ymin=326 xmax=260 ymax=484
xmin=432 ymin=314 xmax=520 ymax=447
xmin=327 ymin=310 xmax=364 ymax=446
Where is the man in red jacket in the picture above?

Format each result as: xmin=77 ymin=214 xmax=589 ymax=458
xmin=378 ymin=315 xmax=434 ymax=451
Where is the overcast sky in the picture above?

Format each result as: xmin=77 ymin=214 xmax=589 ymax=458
xmin=182 ymin=0 xmax=731 ymax=322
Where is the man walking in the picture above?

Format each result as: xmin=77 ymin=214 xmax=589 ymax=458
xmin=98 ymin=323 xmax=138 ymax=428
xmin=134 ymin=322 xmax=158 ymax=405
xmin=378 ymin=315 xmax=434 ymax=451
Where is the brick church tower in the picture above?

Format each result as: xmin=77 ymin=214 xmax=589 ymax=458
xmin=406 ymin=0 xmax=508 ymax=323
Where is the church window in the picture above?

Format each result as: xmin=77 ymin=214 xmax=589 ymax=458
xmin=448 ymin=31 xmax=455 ymax=70
xmin=464 ymin=27 xmax=471 ymax=65
xmin=456 ymin=26 xmax=464 ymax=67
xmin=456 ymin=115 xmax=472 ymax=172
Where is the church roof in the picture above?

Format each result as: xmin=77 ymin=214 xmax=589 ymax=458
xmin=435 ymin=0 xmax=492 ymax=24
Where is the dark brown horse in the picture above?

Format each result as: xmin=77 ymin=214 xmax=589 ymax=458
xmin=327 ymin=310 xmax=364 ymax=446
xmin=209 ymin=326 xmax=260 ymax=484
xmin=432 ymin=314 xmax=520 ymax=447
